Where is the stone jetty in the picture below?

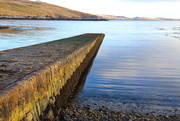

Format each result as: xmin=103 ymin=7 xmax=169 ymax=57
xmin=0 ymin=33 xmax=105 ymax=121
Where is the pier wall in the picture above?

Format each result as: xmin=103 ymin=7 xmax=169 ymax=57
xmin=0 ymin=34 xmax=105 ymax=121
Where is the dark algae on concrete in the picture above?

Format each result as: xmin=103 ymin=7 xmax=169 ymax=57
xmin=0 ymin=33 xmax=105 ymax=121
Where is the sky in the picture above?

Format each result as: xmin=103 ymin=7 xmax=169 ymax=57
xmin=32 ymin=0 xmax=180 ymax=18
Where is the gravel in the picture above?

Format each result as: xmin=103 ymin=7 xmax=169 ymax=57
xmin=60 ymin=104 xmax=180 ymax=121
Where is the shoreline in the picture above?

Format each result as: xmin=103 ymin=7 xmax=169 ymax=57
xmin=0 ymin=15 xmax=107 ymax=21
xmin=0 ymin=18 xmax=108 ymax=21
xmin=1 ymin=17 xmax=180 ymax=21
xmin=70 ymin=98 xmax=180 ymax=116
xmin=60 ymin=104 xmax=180 ymax=121
xmin=1 ymin=15 xmax=180 ymax=21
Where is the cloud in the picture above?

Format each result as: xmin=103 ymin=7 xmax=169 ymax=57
xmin=37 ymin=0 xmax=180 ymax=18
xmin=116 ymin=0 xmax=180 ymax=2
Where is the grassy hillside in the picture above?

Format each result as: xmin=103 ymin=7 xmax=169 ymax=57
xmin=0 ymin=1 xmax=94 ymax=19
xmin=2 ymin=1 xmax=176 ymax=21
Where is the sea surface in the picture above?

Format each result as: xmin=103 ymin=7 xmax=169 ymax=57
xmin=0 ymin=20 xmax=180 ymax=114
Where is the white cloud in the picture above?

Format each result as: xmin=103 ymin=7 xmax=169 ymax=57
xmin=115 ymin=0 xmax=180 ymax=2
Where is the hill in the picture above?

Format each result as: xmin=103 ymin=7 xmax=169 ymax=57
xmin=0 ymin=1 xmax=179 ymax=21
xmin=95 ymin=14 xmax=129 ymax=20
xmin=0 ymin=1 xmax=104 ymax=20
xmin=97 ymin=14 xmax=180 ymax=21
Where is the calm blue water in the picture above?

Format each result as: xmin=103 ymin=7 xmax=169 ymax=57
xmin=1 ymin=20 xmax=180 ymax=113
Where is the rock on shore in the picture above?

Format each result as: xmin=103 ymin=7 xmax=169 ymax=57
xmin=60 ymin=104 xmax=180 ymax=121
xmin=0 ymin=26 xmax=9 ymax=29
xmin=0 ymin=15 xmax=107 ymax=21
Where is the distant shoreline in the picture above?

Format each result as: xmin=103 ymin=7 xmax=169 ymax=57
xmin=0 ymin=15 xmax=108 ymax=21
xmin=1 ymin=16 xmax=180 ymax=21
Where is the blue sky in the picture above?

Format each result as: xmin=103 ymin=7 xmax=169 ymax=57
xmin=32 ymin=0 xmax=180 ymax=18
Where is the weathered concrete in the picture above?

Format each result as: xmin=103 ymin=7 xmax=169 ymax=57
xmin=0 ymin=33 xmax=105 ymax=121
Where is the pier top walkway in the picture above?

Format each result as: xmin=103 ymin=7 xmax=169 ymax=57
xmin=0 ymin=33 xmax=104 ymax=90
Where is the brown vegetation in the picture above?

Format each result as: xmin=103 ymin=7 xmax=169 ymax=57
xmin=0 ymin=1 xmax=93 ymax=19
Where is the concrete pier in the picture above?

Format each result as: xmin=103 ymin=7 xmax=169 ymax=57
xmin=0 ymin=33 xmax=105 ymax=121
